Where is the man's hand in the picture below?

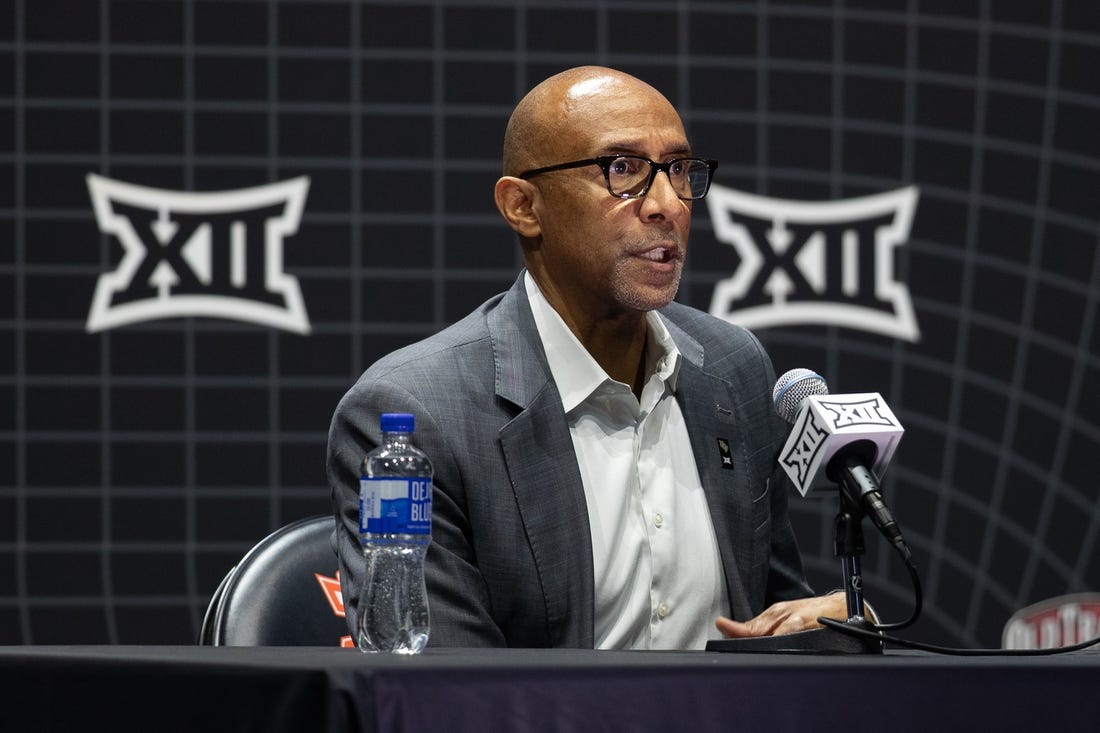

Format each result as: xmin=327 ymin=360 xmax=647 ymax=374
xmin=716 ymin=593 xmax=850 ymax=638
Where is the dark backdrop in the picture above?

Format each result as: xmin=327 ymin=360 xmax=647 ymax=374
xmin=2 ymin=0 xmax=1099 ymax=650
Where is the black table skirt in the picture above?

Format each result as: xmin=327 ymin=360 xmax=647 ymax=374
xmin=1 ymin=645 xmax=1097 ymax=732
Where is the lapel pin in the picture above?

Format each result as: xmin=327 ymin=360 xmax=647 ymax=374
xmin=717 ymin=437 xmax=734 ymax=470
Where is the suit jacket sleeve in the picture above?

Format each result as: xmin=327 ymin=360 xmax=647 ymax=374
xmin=327 ymin=372 xmax=508 ymax=647
xmin=327 ymin=282 xmax=595 ymax=650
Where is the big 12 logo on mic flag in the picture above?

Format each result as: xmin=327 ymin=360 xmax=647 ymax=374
xmin=705 ymin=185 xmax=920 ymax=342
xmin=85 ymin=174 xmax=312 ymax=334
xmin=779 ymin=393 xmax=904 ymax=497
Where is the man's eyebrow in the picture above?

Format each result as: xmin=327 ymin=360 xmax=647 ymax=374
xmin=601 ymin=142 xmax=695 ymax=157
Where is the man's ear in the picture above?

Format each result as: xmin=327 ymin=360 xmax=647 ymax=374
xmin=494 ymin=176 xmax=541 ymax=239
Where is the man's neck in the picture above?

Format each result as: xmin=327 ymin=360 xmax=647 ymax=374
xmin=525 ymin=270 xmax=652 ymax=397
xmin=568 ymin=313 xmax=649 ymax=398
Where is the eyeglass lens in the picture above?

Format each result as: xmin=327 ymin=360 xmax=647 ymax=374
xmin=607 ymin=157 xmax=711 ymax=199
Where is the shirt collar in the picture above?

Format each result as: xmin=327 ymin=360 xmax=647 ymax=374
xmin=524 ymin=271 xmax=682 ymax=413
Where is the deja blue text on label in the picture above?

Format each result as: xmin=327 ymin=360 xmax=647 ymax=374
xmin=359 ymin=477 xmax=432 ymax=535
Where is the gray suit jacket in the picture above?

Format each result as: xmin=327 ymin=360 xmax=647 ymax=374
xmin=327 ymin=273 xmax=813 ymax=648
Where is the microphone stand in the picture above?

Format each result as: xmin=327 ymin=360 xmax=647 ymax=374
xmin=706 ymin=487 xmax=883 ymax=654
xmin=836 ymin=488 xmax=869 ymax=621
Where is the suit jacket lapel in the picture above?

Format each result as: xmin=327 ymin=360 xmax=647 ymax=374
xmin=488 ymin=276 xmax=595 ymax=648
xmin=663 ymin=318 xmax=758 ymax=621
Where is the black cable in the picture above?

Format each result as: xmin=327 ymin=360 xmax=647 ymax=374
xmin=871 ymin=536 xmax=921 ymax=632
xmin=827 ymin=467 xmax=1097 ymax=655
xmin=820 ymin=616 xmax=1100 ymax=656
xmin=830 ymin=528 xmax=1100 ymax=655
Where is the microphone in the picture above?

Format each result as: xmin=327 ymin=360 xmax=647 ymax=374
xmin=773 ymin=369 xmax=905 ymax=546
xmin=705 ymin=369 xmax=900 ymax=654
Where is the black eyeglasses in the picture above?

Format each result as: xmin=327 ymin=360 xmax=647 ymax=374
xmin=518 ymin=155 xmax=719 ymax=200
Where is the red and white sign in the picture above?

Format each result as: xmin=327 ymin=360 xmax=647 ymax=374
xmin=1002 ymin=593 xmax=1100 ymax=650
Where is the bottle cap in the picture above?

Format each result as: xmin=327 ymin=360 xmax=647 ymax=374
xmin=380 ymin=412 xmax=415 ymax=433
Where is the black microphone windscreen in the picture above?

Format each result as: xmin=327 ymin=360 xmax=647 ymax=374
xmin=772 ymin=368 xmax=829 ymax=424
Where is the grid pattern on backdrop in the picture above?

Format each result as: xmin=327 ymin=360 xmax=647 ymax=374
xmin=1 ymin=0 xmax=1099 ymax=648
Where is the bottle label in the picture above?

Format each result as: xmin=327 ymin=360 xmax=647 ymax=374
xmin=359 ymin=477 xmax=432 ymax=535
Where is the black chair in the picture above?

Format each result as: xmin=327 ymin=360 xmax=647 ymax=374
xmin=198 ymin=515 xmax=353 ymax=647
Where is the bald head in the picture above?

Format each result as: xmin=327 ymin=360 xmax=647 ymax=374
xmin=502 ymin=66 xmax=683 ymax=177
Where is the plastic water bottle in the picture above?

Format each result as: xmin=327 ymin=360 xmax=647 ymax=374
xmin=357 ymin=412 xmax=432 ymax=654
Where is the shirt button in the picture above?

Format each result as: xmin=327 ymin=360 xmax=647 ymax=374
xmin=657 ymin=602 xmax=670 ymax=619
xmin=654 ymin=513 xmax=664 ymax=528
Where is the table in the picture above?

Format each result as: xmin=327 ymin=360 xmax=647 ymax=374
xmin=1 ymin=645 xmax=1097 ymax=732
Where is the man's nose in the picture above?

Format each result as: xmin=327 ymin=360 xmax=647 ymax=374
xmin=640 ymin=169 xmax=687 ymax=218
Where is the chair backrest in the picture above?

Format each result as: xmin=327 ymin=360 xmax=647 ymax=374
xmin=198 ymin=568 xmax=233 ymax=645
xmin=200 ymin=515 xmax=352 ymax=647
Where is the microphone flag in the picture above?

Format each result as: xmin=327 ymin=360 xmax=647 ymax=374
xmin=778 ymin=392 xmax=904 ymax=497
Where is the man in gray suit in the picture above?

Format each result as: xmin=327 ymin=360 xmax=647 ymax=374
xmin=328 ymin=65 xmax=849 ymax=648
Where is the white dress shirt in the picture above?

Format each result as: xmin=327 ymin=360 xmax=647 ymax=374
xmin=525 ymin=273 xmax=730 ymax=650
